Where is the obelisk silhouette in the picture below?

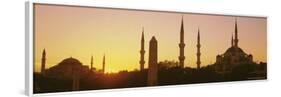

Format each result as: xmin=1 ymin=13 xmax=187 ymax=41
xmin=148 ymin=36 xmax=158 ymax=86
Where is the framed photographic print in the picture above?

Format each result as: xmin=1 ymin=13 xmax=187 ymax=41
xmin=25 ymin=1 xmax=267 ymax=96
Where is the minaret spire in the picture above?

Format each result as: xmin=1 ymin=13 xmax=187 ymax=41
xmin=139 ymin=27 xmax=145 ymax=71
xmin=178 ymin=15 xmax=185 ymax=68
xmin=234 ymin=18 xmax=239 ymax=47
xmin=102 ymin=54 xmax=105 ymax=73
xmin=196 ymin=28 xmax=201 ymax=69
xmin=180 ymin=16 xmax=184 ymax=43
xmin=90 ymin=55 xmax=93 ymax=70
xmin=41 ymin=48 xmax=46 ymax=75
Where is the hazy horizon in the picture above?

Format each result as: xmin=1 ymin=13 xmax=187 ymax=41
xmin=34 ymin=4 xmax=267 ymax=73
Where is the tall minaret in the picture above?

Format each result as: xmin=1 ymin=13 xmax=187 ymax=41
xmin=139 ymin=27 xmax=145 ymax=71
xmin=102 ymin=54 xmax=105 ymax=73
xmin=196 ymin=28 xmax=201 ymax=70
xmin=234 ymin=18 xmax=239 ymax=47
xmin=41 ymin=49 xmax=46 ymax=75
xmin=178 ymin=16 xmax=185 ymax=68
xmin=148 ymin=36 xmax=158 ymax=86
xmin=90 ymin=55 xmax=93 ymax=70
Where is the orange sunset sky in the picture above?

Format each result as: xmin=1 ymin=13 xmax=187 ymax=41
xmin=34 ymin=4 xmax=267 ymax=73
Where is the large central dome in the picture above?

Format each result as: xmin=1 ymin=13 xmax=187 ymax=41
xmin=45 ymin=57 xmax=88 ymax=79
xmin=224 ymin=46 xmax=246 ymax=56
xmin=58 ymin=57 xmax=82 ymax=66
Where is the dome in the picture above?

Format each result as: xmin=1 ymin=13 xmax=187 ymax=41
xmin=46 ymin=57 xmax=84 ymax=79
xmin=224 ymin=46 xmax=246 ymax=56
xmin=58 ymin=57 xmax=82 ymax=66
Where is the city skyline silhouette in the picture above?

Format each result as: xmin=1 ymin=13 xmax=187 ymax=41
xmin=33 ymin=4 xmax=267 ymax=94
xmin=34 ymin=4 xmax=266 ymax=73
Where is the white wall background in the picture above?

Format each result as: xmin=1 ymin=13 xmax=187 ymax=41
xmin=0 ymin=0 xmax=280 ymax=97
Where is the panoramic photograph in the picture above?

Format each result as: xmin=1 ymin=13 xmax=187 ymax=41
xmin=33 ymin=3 xmax=267 ymax=93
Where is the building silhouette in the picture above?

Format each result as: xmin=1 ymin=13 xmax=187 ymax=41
xmin=178 ymin=16 xmax=186 ymax=68
xmin=148 ymin=36 xmax=158 ymax=86
xmin=196 ymin=28 xmax=201 ymax=69
xmin=41 ymin=49 xmax=46 ymax=75
xmin=139 ymin=27 xmax=145 ymax=71
xmin=102 ymin=54 xmax=105 ymax=73
xmin=44 ymin=57 xmax=89 ymax=79
xmin=215 ymin=19 xmax=254 ymax=73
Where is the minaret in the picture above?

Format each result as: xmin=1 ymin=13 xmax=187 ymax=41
xmin=41 ymin=49 xmax=46 ymax=75
xmin=178 ymin=16 xmax=185 ymax=68
xmin=196 ymin=28 xmax=201 ymax=70
xmin=148 ymin=36 xmax=158 ymax=86
xmin=139 ymin=27 xmax=145 ymax=71
xmin=234 ymin=18 xmax=239 ymax=47
xmin=102 ymin=54 xmax=105 ymax=73
xmin=231 ymin=34 xmax=234 ymax=47
xmin=90 ymin=55 xmax=93 ymax=70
